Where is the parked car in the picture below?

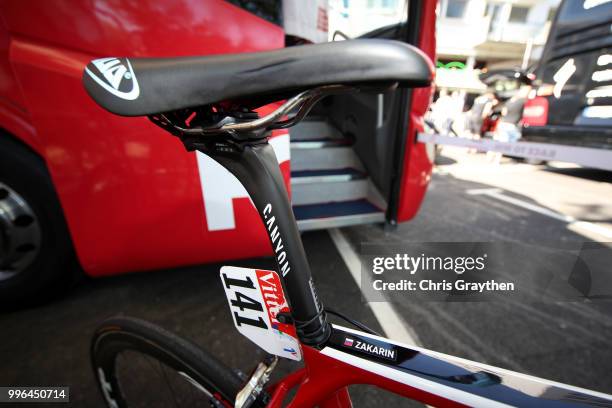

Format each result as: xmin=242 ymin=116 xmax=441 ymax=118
xmin=0 ymin=0 xmax=436 ymax=306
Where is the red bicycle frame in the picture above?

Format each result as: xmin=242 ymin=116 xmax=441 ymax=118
xmin=265 ymin=325 xmax=612 ymax=407
xmin=267 ymin=342 xmax=453 ymax=408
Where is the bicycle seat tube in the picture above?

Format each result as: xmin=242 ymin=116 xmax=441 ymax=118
xmin=202 ymin=139 xmax=331 ymax=347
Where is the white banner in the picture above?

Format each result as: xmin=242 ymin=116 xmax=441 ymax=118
xmin=418 ymin=133 xmax=612 ymax=172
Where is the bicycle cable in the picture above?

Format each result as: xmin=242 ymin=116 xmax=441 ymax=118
xmin=325 ymin=308 xmax=381 ymax=337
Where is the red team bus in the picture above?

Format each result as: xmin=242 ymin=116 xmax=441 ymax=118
xmin=0 ymin=0 xmax=436 ymax=305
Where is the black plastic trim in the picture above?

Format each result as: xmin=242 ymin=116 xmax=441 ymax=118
xmin=386 ymin=0 xmax=423 ymax=225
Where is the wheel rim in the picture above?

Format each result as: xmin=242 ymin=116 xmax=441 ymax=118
xmin=0 ymin=182 xmax=41 ymax=281
xmin=112 ymin=350 xmax=228 ymax=407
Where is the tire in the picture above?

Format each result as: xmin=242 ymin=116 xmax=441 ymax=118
xmin=91 ymin=316 xmax=244 ymax=408
xmin=0 ymin=134 xmax=78 ymax=309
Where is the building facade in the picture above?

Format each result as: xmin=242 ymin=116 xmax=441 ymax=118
xmin=328 ymin=0 xmax=561 ymax=93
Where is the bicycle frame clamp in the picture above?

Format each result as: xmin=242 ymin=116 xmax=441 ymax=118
xmin=147 ymin=84 xmax=401 ymax=150
xmin=235 ymin=356 xmax=278 ymax=408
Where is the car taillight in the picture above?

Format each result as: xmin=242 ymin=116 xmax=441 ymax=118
xmin=522 ymin=96 xmax=549 ymax=127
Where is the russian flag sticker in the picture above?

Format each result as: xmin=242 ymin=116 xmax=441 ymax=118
xmin=343 ymin=338 xmax=354 ymax=347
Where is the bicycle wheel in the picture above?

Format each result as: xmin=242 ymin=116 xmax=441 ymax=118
xmin=91 ymin=316 xmax=243 ymax=408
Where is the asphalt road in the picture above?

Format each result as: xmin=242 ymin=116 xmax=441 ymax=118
xmin=343 ymin=148 xmax=612 ymax=395
xmin=1 ymin=147 xmax=611 ymax=407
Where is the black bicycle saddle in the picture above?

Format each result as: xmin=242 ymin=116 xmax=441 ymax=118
xmin=83 ymin=39 xmax=433 ymax=117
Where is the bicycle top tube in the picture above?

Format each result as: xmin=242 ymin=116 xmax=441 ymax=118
xmin=81 ymin=39 xmax=433 ymax=347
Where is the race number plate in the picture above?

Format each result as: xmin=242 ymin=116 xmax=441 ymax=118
xmin=220 ymin=266 xmax=302 ymax=361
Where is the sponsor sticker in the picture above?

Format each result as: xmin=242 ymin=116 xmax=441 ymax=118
xmin=342 ymin=336 xmax=397 ymax=361
xmin=85 ymin=57 xmax=140 ymax=100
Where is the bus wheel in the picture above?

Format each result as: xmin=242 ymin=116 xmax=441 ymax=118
xmin=0 ymin=135 xmax=78 ymax=309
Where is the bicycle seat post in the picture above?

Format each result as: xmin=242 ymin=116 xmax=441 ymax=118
xmin=195 ymin=130 xmax=331 ymax=347
xmin=149 ymin=92 xmax=346 ymax=347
